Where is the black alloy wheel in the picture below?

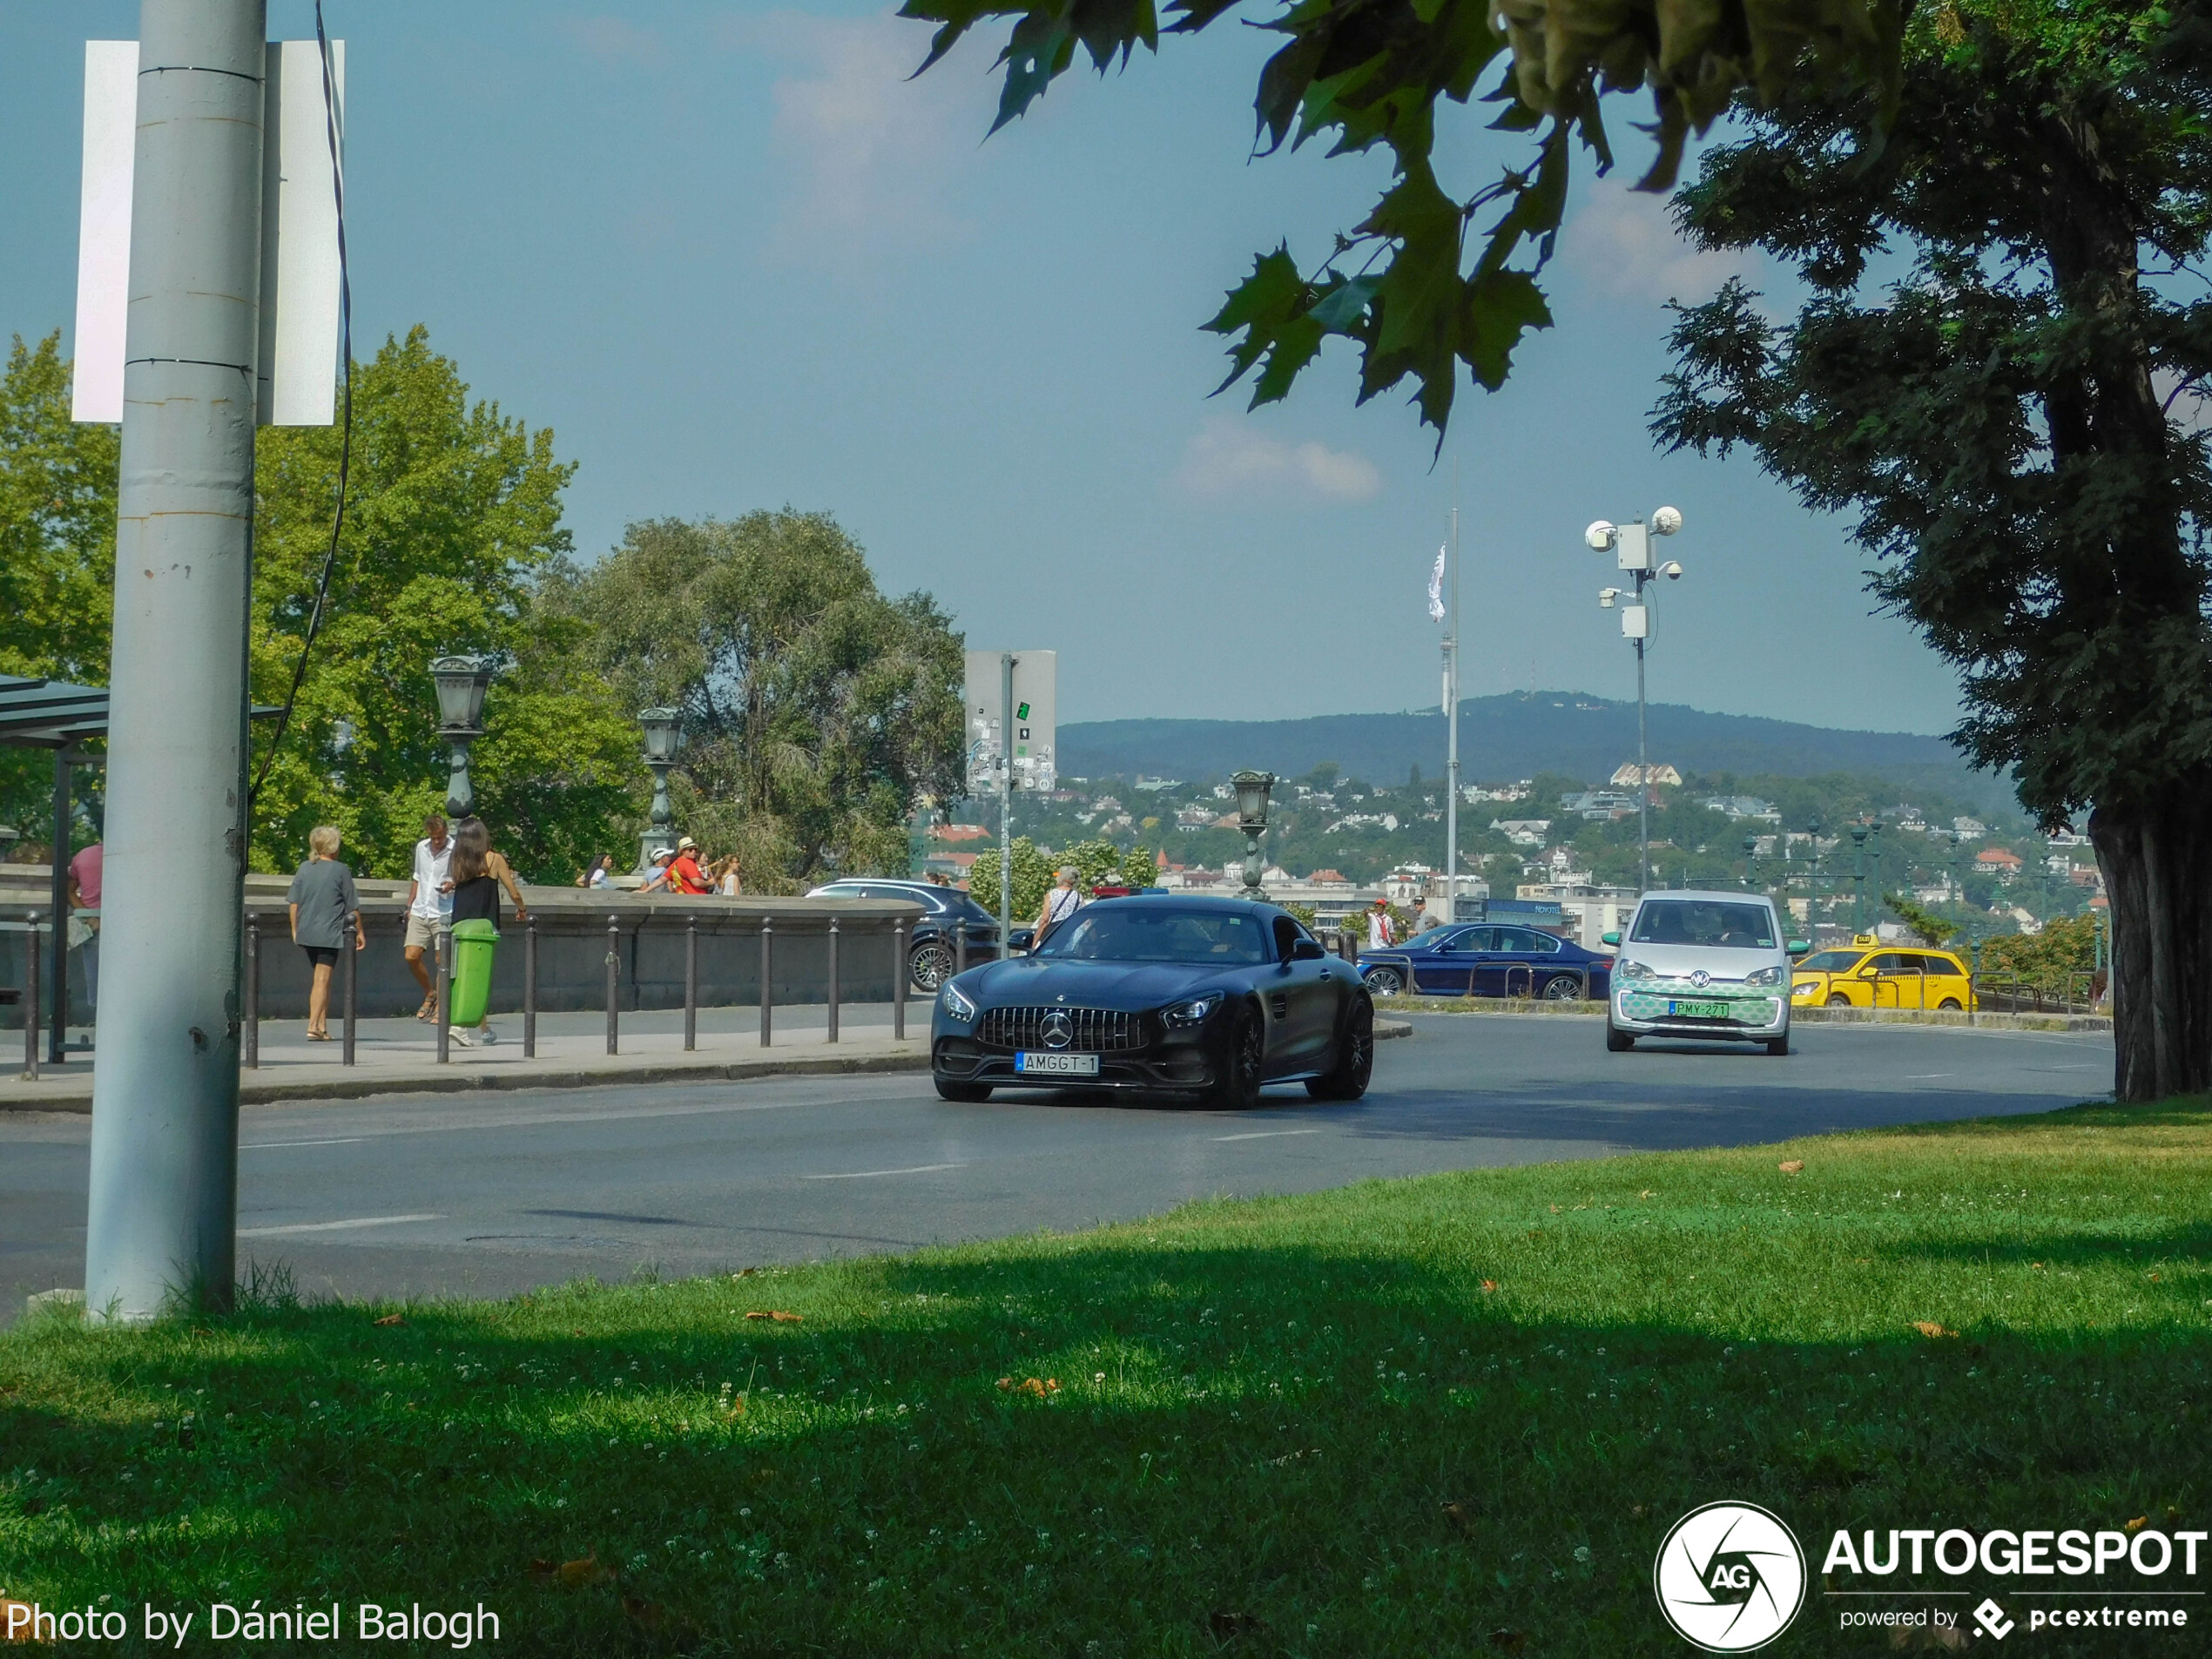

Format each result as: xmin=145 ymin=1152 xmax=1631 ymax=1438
xmin=1212 ymin=1005 xmax=1264 ymax=1109
xmin=910 ymin=941 xmax=954 ymax=992
xmin=1307 ymin=997 xmax=1375 ymax=1100
xmin=1361 ymin=965 xmax=1405 ymax=997
xmin=1539 ymin=973 xmax=1582 ymax=1001
xmin=934 ymin=1078 xmax=992 ymax=1102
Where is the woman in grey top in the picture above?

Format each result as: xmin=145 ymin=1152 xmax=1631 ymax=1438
xmin=287 ymin=824 xmax=364 ymax=1042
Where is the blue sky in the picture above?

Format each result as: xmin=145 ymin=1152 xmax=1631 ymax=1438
xmin=0 ymin=1 xmax=1970 ymax=738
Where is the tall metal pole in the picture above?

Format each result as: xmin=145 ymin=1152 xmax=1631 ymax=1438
xmin=1635 ymin=631 xmax=1649 ymax=896
xmin=1445 ymin=488 xmax=1460 ymax=922
xmin=998 ymin=651 xmax=1014 ymax=961
xmin=84 ymin=0 xmax=268 ymax=1323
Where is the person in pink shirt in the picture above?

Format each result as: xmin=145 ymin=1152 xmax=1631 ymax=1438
xmin=67 ymin=840 xmax=101 ymax=1019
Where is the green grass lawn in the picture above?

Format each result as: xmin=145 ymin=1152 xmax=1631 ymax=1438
xmin=3 ymin=1097 xmax=2209 ymax=1655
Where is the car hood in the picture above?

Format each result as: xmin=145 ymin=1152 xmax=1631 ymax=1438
xmin=1613 ymin=943 xmax=1786 ymax=982
xmin=954 ymin=955 xmax=1238 ymax=1009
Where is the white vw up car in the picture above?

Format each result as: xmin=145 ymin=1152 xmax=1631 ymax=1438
xmin=1602 ymin=891 xmax=1806 ymax=1055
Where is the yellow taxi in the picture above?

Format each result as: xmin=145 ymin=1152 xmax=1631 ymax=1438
xmin=1791 ymin=934 xmax=1977 ymax=1011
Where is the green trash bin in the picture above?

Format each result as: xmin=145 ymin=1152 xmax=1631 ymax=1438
xmin=448 ymin=918 xmax=499 ymax=1028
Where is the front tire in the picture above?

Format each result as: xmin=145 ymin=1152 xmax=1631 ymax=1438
xmin=1361 ymin=965 xmax=1405 ymax=998
xmin=910 ymin=942 xmax=954 ymax=992
xmin=1825 ymin=993 xmax=1851 ymax=1007
xmin=1606 ymin=1022 xmax=1635 ymax=1052
xmin=1211 ymin=1005 xmax=1264 ymax=1109
xmin=934 ymin=1078 xmax=991 ymax=1102
xmin=1307 ymin=997 xmax=1375 ymax=1101
xmin=1764 ymin=1035 xmax=1791 ymax=1056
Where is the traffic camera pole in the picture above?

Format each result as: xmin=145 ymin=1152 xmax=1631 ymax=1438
xmin=84 ymin=0 xmax=268 ymax=1323
xmin=999 ymin=651 xmax=1014 ymax=961
xmin=1444 ymin=489 xmax=1460 ymax=923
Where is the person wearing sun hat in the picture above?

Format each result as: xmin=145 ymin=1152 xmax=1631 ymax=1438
xmin=666 ymin=835 xmax=713 ymax=895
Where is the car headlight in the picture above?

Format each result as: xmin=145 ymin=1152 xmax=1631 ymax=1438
xmin=1615 ymin=959 xmax=1658 ymax=982
xmin=1744 ymin=965 xmax=1786 ymax=988
xmin=1162 ymin=991 xmax=1224 ymax=1028
xmin=1792 ymin=979 xmax=1819 ymax=996
xmin=940 ymin=981 xmax=977 ymax=1022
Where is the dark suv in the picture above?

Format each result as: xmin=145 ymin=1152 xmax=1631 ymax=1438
xmin=806 ymin=880 xmax=1032 ymax=990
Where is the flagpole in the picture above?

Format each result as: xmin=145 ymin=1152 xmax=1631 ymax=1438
xmin=1446 ymin=463 xmax=1460 ymax=925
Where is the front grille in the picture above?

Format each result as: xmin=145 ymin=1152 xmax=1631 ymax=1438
xmin=977 ymin=1006 xmax=1143 ymax=1052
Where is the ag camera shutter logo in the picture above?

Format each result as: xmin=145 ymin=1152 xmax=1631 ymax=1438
xmin=1653 ymin=1501 xmax=1806 ymax=1651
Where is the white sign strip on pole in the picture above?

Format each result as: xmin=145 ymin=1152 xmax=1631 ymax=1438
xmin=257 ymin=38 xmax=344 ymax=427
xmin=71 ymin=42 xmax=137 ymax=425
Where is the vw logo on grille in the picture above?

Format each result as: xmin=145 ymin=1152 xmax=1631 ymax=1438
xmin=1040 ymin=1011 xmax=1075 ymax=1050
xmin=1690 ymin=969 xmax=1711 ymax=988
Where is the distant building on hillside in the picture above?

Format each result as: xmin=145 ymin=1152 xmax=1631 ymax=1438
xmin=1610 ymin=763 xmax=1683 ymax=788
xmin=1701 ymin=795 xmax=1781 ymax=822
xmin=1490 ymin=819 xmax=1551 ymax=846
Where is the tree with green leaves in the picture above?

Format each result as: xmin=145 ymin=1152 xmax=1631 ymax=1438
xmin=901 ymin=0 xmax=1903 ymax=439
xmin=554 ymin=513 xmax=966 ymax=891
xmin=248 ymin=327 xmax=640 ymax=880
xmin=1650 ymin=0 xmax=2212 ymax=1098
xmin=971 ymin=834 xmax=1160 ymax=921
xmin=1882 ymin=891 xmax=1957 ymax=950
xmin=0 ymin=334 xmax=119 ymax=838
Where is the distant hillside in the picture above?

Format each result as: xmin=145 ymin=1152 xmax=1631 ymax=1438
xmin=1059 ymin=691 xmax=2016 ymax=816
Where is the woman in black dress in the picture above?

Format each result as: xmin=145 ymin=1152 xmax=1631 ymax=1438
xmin=442 ymin=818 xmax=528 ymax=1044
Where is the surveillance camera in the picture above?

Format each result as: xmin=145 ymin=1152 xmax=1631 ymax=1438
xmin=1584 ymin=520 xmax=1616 ymax=551
xmin=1660 ymin=560 xmax=1683 ymax=579
xmin=1598 ymin=587 xmax=1620 ymax=607
xmin=1651 ymin=505 xmax=1683 ymax=536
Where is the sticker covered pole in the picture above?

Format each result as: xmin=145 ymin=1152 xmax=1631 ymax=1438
xmin=84 ymin=0 xmax=268 ymax=1322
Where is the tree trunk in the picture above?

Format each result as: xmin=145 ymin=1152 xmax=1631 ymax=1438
xmin=2090 ymin=794 xmax=2212 ymax=1101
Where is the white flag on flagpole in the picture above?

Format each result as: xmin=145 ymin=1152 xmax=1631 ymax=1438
xmin=1426 ymin=544 xmax=1447 ymax=623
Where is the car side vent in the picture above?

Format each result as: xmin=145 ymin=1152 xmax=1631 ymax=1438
xmin=976 ymin=1007 xmax=1143 ymax=1053
xmin=1270 ymin=994 xmax=1288 ymax=1020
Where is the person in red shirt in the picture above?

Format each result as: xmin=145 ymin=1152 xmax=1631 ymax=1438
xmin=666 ymin=835 xmax=712 ymax=895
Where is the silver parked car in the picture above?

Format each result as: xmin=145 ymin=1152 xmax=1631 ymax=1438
xmin=1602 ymin=891 xmax=1807 ymax=1055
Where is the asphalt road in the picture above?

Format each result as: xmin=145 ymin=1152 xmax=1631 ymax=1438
xmin=0 ymin=1015 xmax=2114 ymax=1322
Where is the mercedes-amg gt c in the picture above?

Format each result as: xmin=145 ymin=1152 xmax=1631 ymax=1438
xmin=929 ymin=896 xmax=1375 ymax=1108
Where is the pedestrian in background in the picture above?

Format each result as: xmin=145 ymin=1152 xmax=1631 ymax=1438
xmin=441 ymin=817 xmax=529 ymax=1047
xmin=288 ymin=825 xmax=363 ymax=1042
xmin=576 ymin=853 xmax=614 ymax=888
xmin=638 ymin=846 xmax=678 ymax=894
xmin=1366 ymin=898 xmax=1396 ymax=951
xmin=401 ymin=814 xmax=451 ymax=1022
xmin=711 ymin=855 xmax=742 ymax=896
xmin=1034 ymin=866 xmax=1084 ymax=944
xmin=667 ymin=835 xmax=712 ymax=894
xmin=65 ymin=833 xmax=102 ymax=1026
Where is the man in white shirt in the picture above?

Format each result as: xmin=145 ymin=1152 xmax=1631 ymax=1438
xmin=402 ymin=814 xmax=452 ymax=1021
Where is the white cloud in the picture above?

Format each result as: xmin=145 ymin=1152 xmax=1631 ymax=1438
xmin=1175 ymin=415 xmax=1383 ymax=504
xmin=1566 ymin=179 xmax=1759 ymax=305
xmin=754 ymin=10 xmax=994 ymax=269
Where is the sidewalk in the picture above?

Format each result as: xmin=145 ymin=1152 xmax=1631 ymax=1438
xmin=1 ymin=1004 xmax=928 ymax=1113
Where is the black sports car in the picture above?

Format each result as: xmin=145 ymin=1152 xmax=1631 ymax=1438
xmin=930 ymin=896 xmax=1375 ymax=1108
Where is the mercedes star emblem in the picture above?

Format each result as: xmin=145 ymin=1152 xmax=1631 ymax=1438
xmin=1041 ymin=1011 xmax=1075 ymax=1050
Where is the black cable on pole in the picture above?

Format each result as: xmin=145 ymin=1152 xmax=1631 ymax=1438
xmin=249 ymin=0 xmax=351 ymax=809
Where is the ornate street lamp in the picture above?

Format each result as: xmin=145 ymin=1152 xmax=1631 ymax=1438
xmin=429 ymin=654 xmax=493 ymax=818
xmin=637 ymin=706 xmax=683 ymax=870
xmin=1231 ymin=770 xmax=1275 ymax=902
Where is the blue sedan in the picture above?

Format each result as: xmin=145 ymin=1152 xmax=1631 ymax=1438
xmin=1356 ymin=922 xmax=1613 ymax=1001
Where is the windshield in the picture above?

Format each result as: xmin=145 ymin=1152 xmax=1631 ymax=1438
xmin=1629 ymin=900 xmax=1778 ymax=949
xmin=1032 ymin=906 xmax=1270 ymax=964
xmin=1799 ymin=950 xmax=1865 ymax=973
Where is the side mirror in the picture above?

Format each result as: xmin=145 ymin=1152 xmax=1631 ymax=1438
xmin=1786 ymin=940 xmax=1811 ymax=956
xmin=1859 ymin=963 xmax=1881 ymax=976
xmin=1601 ymin=930 xmax=1621 ymax=947
xmin=1290 ymin=937 xmax=1326 ymax=961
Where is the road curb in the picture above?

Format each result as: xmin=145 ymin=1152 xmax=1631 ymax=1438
xmin=2 ymin=1049 xmax=934 ymax=1116
xmin=3 ymin=1022 xmax=1414 ymax=1115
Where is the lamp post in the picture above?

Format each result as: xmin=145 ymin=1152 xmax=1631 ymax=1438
xmin=1232 ymin=770 xmax=1276 ymax=902
xmin=430 ymin=655 xmax=494 ymax=819
xmin=1582 ymin=507 xmax=1684 ymax=896
xmin=637 ymin=707 xmax=682 ymax=870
